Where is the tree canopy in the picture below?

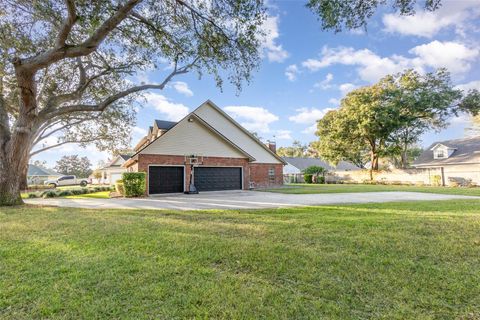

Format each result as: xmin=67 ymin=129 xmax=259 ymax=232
xmin=54 ymin=155 xmax=92 ymax=178
xmin=0 ymin=0 xmax=265 ymax=205
xmin=314 ymin=69 xmax=480 ymax=176
xmin=307 ymin=0 xmax=442 ymax=32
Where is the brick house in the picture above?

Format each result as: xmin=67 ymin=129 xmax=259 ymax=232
xmin=123 ymin=100 xmax=285 ymax=194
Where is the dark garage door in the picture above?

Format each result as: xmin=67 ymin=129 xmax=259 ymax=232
xmin=149 ymin=166 xmax=184 ymax=194
xmin=194 ymin=167 xmax=242 ymax=191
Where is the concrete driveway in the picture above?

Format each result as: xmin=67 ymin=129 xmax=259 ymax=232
xmin=25 ymin=190 xmax=479 ymax=210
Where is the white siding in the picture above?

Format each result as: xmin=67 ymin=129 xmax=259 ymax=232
xmin=140 ymin=117 xmax=246 ymax=158
xmin=283 ymin=163 xmax=301 ymax=174
xmin=194 ymin=103 xmax=282 ymax=164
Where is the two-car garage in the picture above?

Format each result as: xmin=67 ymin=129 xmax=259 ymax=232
xmin=148 ymin=166 xmax=242 ymax=194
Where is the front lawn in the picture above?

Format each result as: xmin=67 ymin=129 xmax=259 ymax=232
xmin=1 ymin=201 xmax=479 ymax=319
xmin=265 ymin=183 xmax=480 ymax=196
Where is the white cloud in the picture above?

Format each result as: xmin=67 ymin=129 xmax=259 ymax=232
xmin=132 ymin=126 xmax=147 ymax=136
xmin=302 ymin=41 xmax=479 ymax=83
xmin=288 ymin=108 xmax=333 ymax=129
xmin=143 ymin=93 xmax=189 ymax=121
xmin=456 ymin=80 xmax=480 ymax=92
xmin=314 ymin=73 xmax=334 ymax=90
xmin=382 ymin=2 xmax=480 ymax=38
xmin=285 ymin=64 xmax=299 ymax=81
xmin=339 ymin=83 xmax=358 ymax=96
xmin=302 ymin=123 xmax=318 ymax=134
xmin=224 ymin=105 xmax=279 ymax=133
xmin=409 ymin=41 xmax=479 ymax=75
xmin=275 ymin=130 xmax=292 ymax=140
xmin=328 ymin=98 xmax=340 ymax=105
xmin=171 ymin=81 xmax=193 ymax=97
xmin=260 ymin=16 xmax=289 ymax=63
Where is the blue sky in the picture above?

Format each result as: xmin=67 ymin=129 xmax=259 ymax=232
xmin=33 ymin=0 xmax=480 ymax=167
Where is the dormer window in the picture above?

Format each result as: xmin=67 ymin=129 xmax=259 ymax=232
xmin=435 ymin=150 xmax=445 ymax=159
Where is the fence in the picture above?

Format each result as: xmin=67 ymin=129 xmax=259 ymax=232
xmin=325 ymin=166 xmax=480 ymax=186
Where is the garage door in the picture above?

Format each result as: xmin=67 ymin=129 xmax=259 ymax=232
xmin=194 ymin=167 xmax=242 ymax=191
xmin=149 ymin=166 xmax=184 ymax=194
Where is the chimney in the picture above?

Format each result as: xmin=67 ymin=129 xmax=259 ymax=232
xmin=267 ymin=141 xmax=276 ymax=154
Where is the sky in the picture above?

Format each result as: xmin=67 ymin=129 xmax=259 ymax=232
xmin=32 ymin=0 xmax=480 ymax=168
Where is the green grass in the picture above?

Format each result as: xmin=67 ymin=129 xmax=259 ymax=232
xmin=1 ymin=201 xmax=480 ymax=319
xmin=64 ymin=191 xmax=110 ymax=199
xmin=265 ymin=183 xmax=480 ymax=196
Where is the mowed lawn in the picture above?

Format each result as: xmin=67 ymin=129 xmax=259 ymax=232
xmin=265 ymin=183 xmax=480 ymax=196
xmin=1 ymin=201 xmax=480 ymax=319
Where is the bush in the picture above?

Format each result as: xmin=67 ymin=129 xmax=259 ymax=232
xmin=71 ymin=189 xmax=83 ymax=195
xmin=122 ymin=172 xmax=146 ymax=197
xmin=304 ymin=174 xmax=313 ymax=184
xmin=431 ymin=175 xmax=442 ymax=186
xmin=27 ymin=192 xmax=38 ymax=198
xmin=57 ymin=190 xmax=74 ymax=197
xmin=42 ymin=190 xmax=57 ymax=198
xmin=316 ymin=176 xmax=325 ymax=184
xmin=116 ymin=180 xmax=125 ymax=196
xmin=303 ymin=165 xmax=327 ymax=175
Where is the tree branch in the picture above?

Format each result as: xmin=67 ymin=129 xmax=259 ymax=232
xmin=46 ymin=57 xmax=198 ymax=118
xmin=13 ymin=0 xmax=142 ymax=72
xmin=29 ymin=137 xmax=99 ymax=157
xmin=56 ymin=0 xmax=77 ymax=47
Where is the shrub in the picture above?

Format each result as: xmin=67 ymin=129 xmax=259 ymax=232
xmin=303 ymin=166 xmax=327 ymax=175
xmin=27 ymin=192 xmax=38 ymax=198
xmin=42 ymin=190 xmax=57 ymax=198
xmin=431 ymin=175 xmax=442 ymax=186
xmin=58 ymin=190 xmax=74 ymax=197
xmin=71 ymin=189 xmax=83 ymax=195
xmin=116 ymin=180 xmax=125 ymax=196
xmin=122 ymin=173 xmax=146 ymax=197
xmin=316 ymin=176 xmax=325 ymax=184
xmin=304 ymin=174 xmax=313 ymax=184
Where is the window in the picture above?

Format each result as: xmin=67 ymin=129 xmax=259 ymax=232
xmin=435 ymin=150 xmax=445 ymax=158
xmin=268 ymin=168 xmax=275 ymax=176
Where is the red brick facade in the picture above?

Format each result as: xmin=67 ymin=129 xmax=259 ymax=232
xmin=126 ymin=154 xmax=283 ymax=193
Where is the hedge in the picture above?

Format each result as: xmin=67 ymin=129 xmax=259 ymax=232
xmin=304 ymin=174 xmax=313 ymax=184
xmin=25 ymin=186 xmax=113 ymax=199
xmin=122 ymin=172 xmax=146 ymax=197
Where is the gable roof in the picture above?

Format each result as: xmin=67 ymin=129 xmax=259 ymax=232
xmin=154 ymin=120 xmax=177 ymax=130
xmin=28 ymin=164 xmax=60 ymax=176
xmin=118 ymin=154 xmax=131 ymax=161
xmin=194 ymin=100 xmax=287 ymax=164
xmin=414 ymin=136 xmax=480 ymax=167
xmin=127 ymin=100 xmax=286 ymax=165
xmin=126 ymin=108 xmax=256 ymax=165
xmin=283 ymin=157 xmax=360 ymax=171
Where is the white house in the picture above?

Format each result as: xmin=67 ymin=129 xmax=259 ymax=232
xmin=100 ymin=154 xmax=130 ymax=185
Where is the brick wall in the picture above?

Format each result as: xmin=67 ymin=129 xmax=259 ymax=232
xmin=249 ymin=163 xmax=284 ymax=188
xmin=126 ymin=154 xmax=284 ymax=192
xmin=135 ymin=154 xmax=249 ymax=192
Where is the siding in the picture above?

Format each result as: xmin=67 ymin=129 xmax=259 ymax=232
xmin=140 ymin=116 xmax=246 ymax=158
xmin=194 ymin=103 xmax=282 ymax=164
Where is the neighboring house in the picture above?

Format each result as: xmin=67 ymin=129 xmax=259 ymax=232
xmin=27 ymin=164 xmax=61 ymax=185
xmin=413 ymin=137 xmax=480 ymax=185
xmin=123 ymin=100 xmax=285 ymax=194
xmin=282 ymin=157 xmax=360 ymax=174
xmin=100 ymin=154 xmax=131 ymax=185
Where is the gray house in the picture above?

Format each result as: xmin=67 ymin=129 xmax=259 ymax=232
xmin=413 ymin=136 xmax=480 ymax=185
xmin=27 ymin=164 xmax=61 ymax=185
xmin=282 ymin=157 xmax=359 ymax=174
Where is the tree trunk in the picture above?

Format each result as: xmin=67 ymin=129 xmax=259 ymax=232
xmin=0 ymin=129 xmax=34 ymax=206
xmin=369 ymin=150 xmax=379 ymax=181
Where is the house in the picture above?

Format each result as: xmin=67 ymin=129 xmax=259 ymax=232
xmin=283 ymin=157 xmax=360 ymax=175
xmin=100 ymin=154 xmax=131 ymax=185
xmin=123 ymin=100 xmax=285 ymax=194
xmin=413 ymin=137 xmax=480 ymax=185
xmin=27 ymin=164 xmax=61 ymax=185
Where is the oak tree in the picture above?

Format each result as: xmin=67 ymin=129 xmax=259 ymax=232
xmin=0 ymin=0 xmax=265 ymax=205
